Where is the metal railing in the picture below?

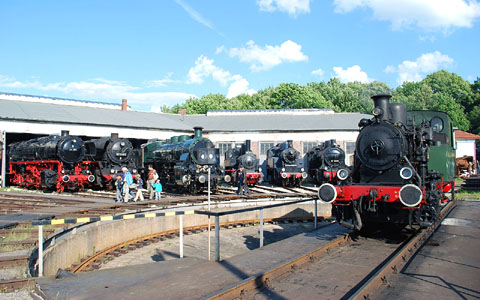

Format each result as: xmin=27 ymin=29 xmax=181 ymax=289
xmin=195 ymin=197 xmax=320 ymax=262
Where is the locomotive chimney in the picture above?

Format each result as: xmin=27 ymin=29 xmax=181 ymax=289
xmin=245 ymin=140 xmax=251 ymax=152
xmin=193 ymin=127 xmax=203 ymax=138
xmin=111 ymin=133 xmax=119 ymax=138
xmin=287 ymin=140 xmax=293 ymax=148
xmin=390 ymin=103 xmax=407 ymax=125
xmin=371 ymin=94 xmax=391 ymax=121
xmin=121 ymin=99 xmax=128 ymax=111
xmin=61 ymin=130 xmax=69 ymax=136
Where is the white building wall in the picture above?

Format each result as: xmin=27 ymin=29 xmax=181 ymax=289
xmin=0 ymin=120 xmax=186 ymax=140
xmin=456 ymin=140 xmax=476 ymax=158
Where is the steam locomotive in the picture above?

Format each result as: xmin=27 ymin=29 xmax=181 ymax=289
xmin=84 ymin=133 xmax=139 ymax=187
xmin=141 ymin=127 xmax=223 ymax=194
xmin=318 ymin=94 xmax=455 ymax=230
xmin=224 ymin=140 xmax=263 ymax=186
xmin=8 ymin=131 xmax=101 ymax=192
xmin=266 ymin=140 xmax=307 ymax=187
xmin=306 ymin=139 xmax=350 ymax=185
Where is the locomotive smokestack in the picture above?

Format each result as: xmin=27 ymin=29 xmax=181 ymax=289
xmin=111 ymin=133 xmax=119 ymax=138
xmin=122 ymin=99 xmax=128 ymax=111
xmin=245 ymin=140 xmax=251 ymax=152
xmin=287 ymin=140 xmax=293 ymax=148
xmin=371 ymin=94 xmax=392 ymax=121
xmin=61 ymin=130 xmax=69 ymax=137
xmin=193 ymin=127 xmax=203 ymax=138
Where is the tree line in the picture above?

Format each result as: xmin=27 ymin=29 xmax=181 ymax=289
xmin=163 ymin=70 xmax=480 ymax=134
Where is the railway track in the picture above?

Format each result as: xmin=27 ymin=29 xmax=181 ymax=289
xmin=208 ymin=199 xmax=457 ymax=300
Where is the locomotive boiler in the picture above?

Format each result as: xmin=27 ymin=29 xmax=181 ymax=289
xmin=266 ymin=140 xmax=307 ymax=187
xmin=306 ymin=139 xmax=350 ymax=185
xmin=142 ymin=127 xmax=223 ymax=194
xmin=84 ymin=133 xmax=139 ymax=186
xmin=224 ymin=140 xmax=263 ymax=186
xmin=8 ymin=130 xmax=100 ymax=192
xmin=318 ymin=94 xmax=455 ymax=229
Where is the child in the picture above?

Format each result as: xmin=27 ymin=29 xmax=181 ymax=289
xmin=152 ymin=179 xmax=162 ymax=200
xmin=114 ymin=176 xmax=124 ymax=203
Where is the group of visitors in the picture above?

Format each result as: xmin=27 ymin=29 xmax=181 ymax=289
xmin=115 ymin=165 xmax=162 ymax=203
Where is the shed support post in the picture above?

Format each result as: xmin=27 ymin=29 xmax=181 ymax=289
xmin=259 ymin=208 xmax=264 ymax=248
xmin=215 ymin=215 xmax=220 ymax=262
xmin=38 ymin=225 xmax=43 ymax=277
xmin=314 ymin=198 xmax=318 ymax=229
xmin=179 ymin=215 xmax=183 ymax=259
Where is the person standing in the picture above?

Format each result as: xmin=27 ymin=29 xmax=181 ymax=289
xmin=133 ymin=174 xmax=146 ymax=202
xmin=122 ymin=167 xmax=135 ymax=202
xmin=146 ymin=165 xmax=158 ymax=200
xmin=114 ymin=176 xmax=124 ymax=203
xmin=236 ymin=166 xmax=249 ymax=195
xmin=152 ymin=179 xmax=163 ymax=200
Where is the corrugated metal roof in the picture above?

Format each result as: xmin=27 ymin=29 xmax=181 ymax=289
xmin=0 ymin=99 xmax=370 ymax=132
xmin=184 ymin=112 xmax=369 ymax=132
xmin=0 ymin=99 xmax=192 ymax=131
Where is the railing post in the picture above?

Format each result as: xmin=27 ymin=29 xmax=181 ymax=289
xmin=314 ymin=198 xmax=318 ymax=229
xmin=259 ymin=208 xmax=264 ymax=248
xmin=38 ymin=225 xmax=43 ymax=277
xmin=215 ymin=215 xmax=220 ymax=262
xmin=1 ymin=130 xmax=6 ymax=188
xmin=179 ymin=215 xmax=183 ymax=259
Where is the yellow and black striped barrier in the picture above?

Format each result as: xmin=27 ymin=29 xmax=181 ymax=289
xmin=32 ymin=210 xmax=195 ymax=226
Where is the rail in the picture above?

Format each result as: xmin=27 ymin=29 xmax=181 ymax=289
xmin=195 ymin=196 xmax=320 ymax=261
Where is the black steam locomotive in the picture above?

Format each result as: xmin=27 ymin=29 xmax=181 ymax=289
xmin=318 ymin=94 xmax=450 ymax=229
xmin=84 ymin=133 xmax=139 ymax=187
xmin=306 ymin=139 xmax=350 ymax=185
xmin=266 ymin=140 xmax=307 ymax=187
xmin=224 ymin=140 xmax=263 ymax=186
xmin=8 ymin=131 xmax=100 ymax=192
xmin=142 ymin=127 xmax=223 ymax=194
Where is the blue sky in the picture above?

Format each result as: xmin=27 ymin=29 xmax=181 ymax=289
xmin=1 ymin=0 xmax=479 ymax=111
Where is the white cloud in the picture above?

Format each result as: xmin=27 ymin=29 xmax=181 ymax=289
xmin=186 ymin=56 xmax=257 ymax=99
xmin=333 ymin=65 xmax=373 ymax=83
xmin=257 ymin=0 xmax=310 ymax=17
xmin=229 ymin=40 xmax=308 ymax=71
xmin=311 ymin=68 xmax=325 ymax=77
xmin=174 ymin=0 xmax=224 ymax=36
xmin=144 ymin=72 xmax=178 ymax=88
xmin=226 ymin=78 xmax=256 ymax=99
xmin=333 ymin=0 xmax=480 ymax=32
xmin=385 ymin=51 xmax=454 ymax=84
xmin=215 ymin=45 xmax=225 ymax=54
xmin=0 ymin=75 xmax=196 ymax=108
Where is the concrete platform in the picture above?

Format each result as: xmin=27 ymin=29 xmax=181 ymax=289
xmin=375 ymin=200 xmax=480 ymax=300
xmin=36 ymin=224 xmax=349 ymax=300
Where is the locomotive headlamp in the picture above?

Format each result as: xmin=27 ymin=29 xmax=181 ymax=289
xmin=111 ymin=169 xmax=115 ymax=174
xmin=209 ymin=153 xmax=213 ymax=159
xmin=400 ymin=167 xmax=413 ymax=180
xmin=224 ymin=175 xmax=231 ymax=183
xmin=86 ymin=170 xmax=90 ymax=174
xmin=373 ymin=107 xmax=383 ymax=117
xmin=198 ymin=175 xmax=206 ymax=183
xmin=133 ymin=169 xmax=137 ymax=174
xmin=281 ymin=173 xmax=288 ymax=178
xmin=318 ymin=183 xmax=337 ymax=203
xmin=201 ymin=153 xmax=206 ymax=160
xmin=88 ymin=175 xmax=95 ymax=182
xmin=61 ymin=170 xmax=65 ymax=174
xmin=120 ymin=142 xmax=125 ymax=146
xmin=301 ymin=168 xmax=305 ymax=172
xmin=302 ymin=172 xmax=308 ymax=179
xmin=337 ymin=169 xmax=349 ymax=181
xmin=182 ymin=175 xmax=189 ymax=184
xmin=282 ymin=168 xmax=286 ymax=172
xmin=62 ymin=175 xmax=70 ymax=183
xmin=324 ymin=172 xmax=330 ymax=179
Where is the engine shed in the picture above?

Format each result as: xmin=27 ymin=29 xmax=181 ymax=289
xmin=0 ymin=92 xmax=370 ymax=183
